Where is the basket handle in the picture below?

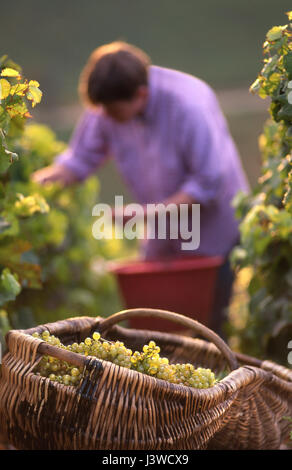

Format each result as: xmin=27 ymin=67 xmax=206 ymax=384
xmin=36 ymin=343 xmax=104 ymax=396
xmin=98 ymin=308 xmax=238 ymax=371
xmin=37 ymin=342 xmax=94 ymax=369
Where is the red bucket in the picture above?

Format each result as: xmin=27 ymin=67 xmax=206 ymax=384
xmin=108 ymin=255 xmax=223 ymax=332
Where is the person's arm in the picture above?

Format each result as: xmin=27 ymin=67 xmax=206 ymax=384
xmin=162 ymin=190 xmax=195 ymax=207
xmin=111 ymin=192 xmax=195 ymax=229
xmin=142 ymin=191 xmax=195 ymax=223
xmin=31 ymin=163 xmax=78 ymax=186
xmin=32 ymin=109 xmax=109 ymax=186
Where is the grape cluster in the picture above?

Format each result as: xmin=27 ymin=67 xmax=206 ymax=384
xmin=32 ymin=331 xmax=216 ymax=389
xmin=130 ymin=340 xmax=177 ymax=383
xmin=33 ymin=331 xmax=82 ymax=386
xmin=175 ymin=364 xmax=215 ymax=388
xmin=130 ymin=341 xmax=215 ymax=388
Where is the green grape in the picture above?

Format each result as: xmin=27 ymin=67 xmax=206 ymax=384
xmin=33 ymin=331 xmax=217 ymax=389
xmin=70 ymin=376 xmax=79 ymax=385
xmin=42 ymin=330 xmax=50 ymax=340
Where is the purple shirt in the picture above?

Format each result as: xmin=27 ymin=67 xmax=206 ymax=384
xmin=55 ymin=65 xmax=249 ymax=259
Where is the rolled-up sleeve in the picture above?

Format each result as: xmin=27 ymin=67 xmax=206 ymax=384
xmin=179 ymin=95 xmax=226 ymax=205
xmin=54 ymin=109 xmax=108 ymax=181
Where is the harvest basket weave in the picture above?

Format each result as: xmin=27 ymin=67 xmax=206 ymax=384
xmin=0 ymin=308 xmax=291 ymax=450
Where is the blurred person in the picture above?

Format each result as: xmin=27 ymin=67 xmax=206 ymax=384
xmin=32 ymin=41 xmax=249 ymax=336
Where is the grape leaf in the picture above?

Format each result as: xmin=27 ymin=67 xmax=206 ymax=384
xmin=0 ymin=68 xmax=20 ymax=78
xmin=10 ymin=83 xmax=28 ymax=96
xmin=0 ymin=217 xmax=11 ymax=233
xmin=7 ymin=262 xmax=42 ymax=289
xmin=27 ymin=85 xmax=42 ymax=107
xmin=0 ymin=310 xmax=11 ymax=337
xmin=0 ymin=78 xmax=11 ymax=99
xmin=28 ymin=80 xmax=40 ymax=87
xmin=6 ymin=101 xmax=28 ymax=118
xmin=0 ymin=268 xmax=21 ymax=305
xmin=266 ymin=26 xmax=287 ymax=41
xmin=283 ymin=51 xmax=292 ymax=79
xmin=0 ymin=151 xmax=12 ymax=174
xmin=277 ymin=103 xmax=292 ymax=120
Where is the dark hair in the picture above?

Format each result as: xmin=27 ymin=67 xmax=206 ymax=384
xmin=78 ymin=41 xmax=151 ymax=106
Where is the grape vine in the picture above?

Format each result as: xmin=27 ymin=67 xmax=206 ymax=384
xmin=231 ymin=11 xmax=292 ymax=364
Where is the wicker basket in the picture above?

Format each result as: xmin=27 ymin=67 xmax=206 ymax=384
xmin=0 ymin=308 xmax=291 ymax=450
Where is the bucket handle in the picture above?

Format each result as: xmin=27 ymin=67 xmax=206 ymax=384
xmin=98 ymin=308 xmax=238 ymax=371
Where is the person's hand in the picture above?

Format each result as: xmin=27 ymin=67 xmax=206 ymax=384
xmin=31 ymin=164 xmax=77 ymax=186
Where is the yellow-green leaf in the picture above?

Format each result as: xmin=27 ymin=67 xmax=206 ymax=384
xmin=0 ymin=310 xmax=11 ymax=336
xmin=249 ymin=78 xmax=261 ymax=94
xmin=0 ymin=268 xmax=21 ymax=300
xmin=287 ymin=11 xmax=292 ymax=21
xmin=269 ymin=72 xmax=281 ymax=83
xmin=266 ymin=26 xmax=287 ymax=42
xmin=10 ymin=83 xmax=28 ymax=96
xmin=258 ymin=88 xmax=267 ymax=99
xmin=0 ymin=79 xmax=11 ymax=99
xmin=6 ymin=101 xmax=28 ymax=118
xmin=27 ymin=86 xmax=42 ymax=107
xmin=0 ymin=68 xmax=20 ymax=78
xmin=28 ymin=80 xmax=40 ymax=87
xmin=14 ymin=193 xmax=49 ymax=217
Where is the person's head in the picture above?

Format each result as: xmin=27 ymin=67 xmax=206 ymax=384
xmin=78 ymin=41 xmax=151 ymax=122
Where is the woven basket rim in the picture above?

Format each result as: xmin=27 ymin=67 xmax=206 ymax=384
xmin=12 ymin=333 xmax=234 ymax=399
xmin=6 ymin=316 xmax=292 ymax=401
xmin=14 ymin=315 xmax=292 ymax=377
xmin=14 ymin=337 xmax=284 ymax=402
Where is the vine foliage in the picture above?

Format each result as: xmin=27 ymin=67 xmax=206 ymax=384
xmin=0 ymin=56 xmax=123 ymax=346
xmin=231 ymin=12 xmax=292 ymax=364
